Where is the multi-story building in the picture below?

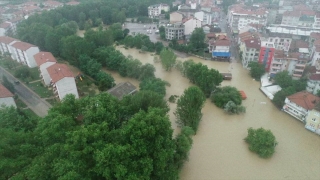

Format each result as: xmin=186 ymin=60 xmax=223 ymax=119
xmin=194 ymin=10 xmax=212 ymax=26
xmin=0 ymin=83 xmax=16 ymax=108
xmin=47 ymin=63 xmax=79 ymax=100
xmin=170 ymin=11 xmax=184 ymax=23
xmin=0 ymin=22 xmax=12 ymax=36
xmin=0 ymin=36 xmax=19 ymax=56
xmin=10 ymin=41 xmax=39 ymax=68
xmin=241 ymin=38 xmax=261 ymax=68
xmin=34 ymin=52 xmax=57 ymax=86
xmin=210 ymin=36 xmax=231 ymax=59
xmin=165 ymin=23 xmax=185 ymax=40
xmin=264 ymin=33 xmax=292 ymax=52
xmin=148 ymin=4 xmax=170 ymax=18
xmin=306 ymin=73 xmax=320 ymax=95
xmin=305 ymin=104 xmax=320 ymax=135
xmin=258 ymin=42 xmax=275 ymax=72
xmin=183 ymin=17 xmax=202 ymax=37
xmin=227 ymin=5 xmax=268 ymax=33
xmin=283 ymin=91 xmax=320 ymax=122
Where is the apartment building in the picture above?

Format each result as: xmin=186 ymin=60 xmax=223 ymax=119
xmin=241 ymin=38 xmax=261 ymax=68
xmin=10 ymin=41 xmax=39 ymax=68
xmin=227 ymin=5 xmax=268 ymax=33
xmin=165 ymin=23 xmax=185 ymax=40
xmin=148 ymin=4 xmax=170 ymax=18
xmin=283 ymin=91 xmax=320 ymax=122
xmin=258 ymin=42 xmax=275 ymax=72
xmin=194 ymin=10 xmax=212 ymax=26
xmin=0 ymin=83 xmax=16 ymax=108
xmin=306 ymin=73 xmax=320 ymax=95
xmin=34 ymin=52 xmax=57 ymax=86
xmin=183 ymin=17 xmax=202 ymax=37
xmin=47 ymin=63 xmax=79 ymax=100
xmin=0 ymin=36 xmax=19 ymax=56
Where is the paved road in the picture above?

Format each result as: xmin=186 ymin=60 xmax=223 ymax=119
xmin=0 ymin=67 xmax=52 ymax=117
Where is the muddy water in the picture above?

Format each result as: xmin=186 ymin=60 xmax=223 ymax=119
xmin=105 ymin=47 xmax=320 ymax=180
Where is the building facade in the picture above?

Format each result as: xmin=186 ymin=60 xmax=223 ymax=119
xmin=241 ymin=39 xmax=261 ymax=69
xmin=165 ymin=23 xmax=185 ymax=40
xmin=258 ymin=42 xmax=275 ymax=72
xmin=0 ymin=36 xmax=19 ymax=56
xmin=0 ymin=84 xmax=16 ymax=108
xmin=305 ymin=107 xmax=320 ymax=135
xmin=10 ymin=41 xmax=39 ymax=68
xmin=194 ymin=10 xmax=212 ymax=26
xmin=34 ymin=52 xmax=57 ymax=86
xmin=184 ymin=17 xmax=202 ymax=36
xmin=148 ymin=4 xmax=170 ymax=18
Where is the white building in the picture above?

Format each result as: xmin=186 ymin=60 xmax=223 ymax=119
xmin=266 ymin=34 xmax=292 ymax=52
xmin=10 ymin=41 xmax=39 ymax=68
xmin=34 ymin=52 xmax=57 ymax=86
xmin=170 ymin=11 xmax=184 ymax=23
xmin=165 ymin=23 xmax=185 ymax=40
xmin=194 ymin=10 xmax=212 ymax=26
xmin=148 ymin=4 xmax=170 ymax=18
xmin=0 ymin=22 xmax=12 ymax=36
xmin=306 ymin=74 xmax=320 ymax=95
xmin=241 ymin=39 xmax=261 ymax=68
xmin=0 ymin=36 xmax=19 ymax=56
xmin=183 ymin=17 xmax=202 ymax=37
xmin=0 ymin=84 xmax=16 ymax=108
xmin=283 ymin=91 xmax=320 ymax=122
xmin=47 ymin=63 xmax=79 ymax=100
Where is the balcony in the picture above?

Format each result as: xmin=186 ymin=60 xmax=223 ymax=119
xmin=294 ymin=68 xmax=304 ymax=72
xmin=272 ymin=61 xmax=282 ymax=65
xmin=295 ymin=64 xmax=306 ymax=68
xmin=272 ymin=66 xmax=281 ymax=70
xmin=293 ymin=73 xmax=303 ymax=77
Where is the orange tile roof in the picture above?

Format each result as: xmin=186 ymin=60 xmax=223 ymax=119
xmin=287 ymin=91 xmax=320 ymax=110
xmin=0 ymin=84 xmax=14 ymax=98
xmin=34 ymin=52 xmax=57 ymax=66
xmin=215 ymin=39 xmax=231 ymax=46
xmin=244 ymin=39 xmax=261 ymax=49
xmin=47 ymin=63 xmax=74 ymax=83
xmin=0 ymin=36 xmax=19 ymax=44
xmin=11 ymin=41 xmax=36 ymax=51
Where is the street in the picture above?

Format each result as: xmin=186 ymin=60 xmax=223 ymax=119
xmin=0 ymin=66 xmax=51 ymax=117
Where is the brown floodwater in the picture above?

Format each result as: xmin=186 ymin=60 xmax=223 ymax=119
xmin=104 ymin=47 xmax=320 ymax=180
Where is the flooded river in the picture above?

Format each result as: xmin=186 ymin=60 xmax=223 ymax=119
xmin=105 ymin=47 xmax=320 ymax=180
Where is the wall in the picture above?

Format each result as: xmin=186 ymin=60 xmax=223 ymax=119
xmin=0 ymin=97 xmax=16 ymax=108
xmin=170 ymin=12 xmax=183 ymax=23
xmin=184 ymin=18 xmax=201 ymax=35
xmin=305 ymin=109 xmax=320 ymax=134
xmin=40 ymin=62 xmax=56 ymax=86
xmin=25 ymin=47 xmax=40 ymax=68
xmin=56 ymin=77 xmax=79 ymax=100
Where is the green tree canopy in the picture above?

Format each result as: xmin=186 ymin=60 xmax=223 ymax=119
xmin=160 ymin=48 xmax=177 ymax=71
xmin=211 ymin=86 xmax=242 ymax=108
xmin=189 ymin=28 xmax=206 ymax=52
xmin=139 ymin=78 xmax=166 ymax=96
xmin=248 ymin=61 xmax=265 ymax=80
xmin=244 ymin=127 xmax=278 ymax=158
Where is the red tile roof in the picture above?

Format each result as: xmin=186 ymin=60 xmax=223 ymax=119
xmin=283 ymin=11 xmax=300 ymax=17
xmin=244 ymin=39 xmax=261 ymax=49
xmin=47 ymin=63 xmax=74 ymax=83
xmin=310 ymin=32 xmax=320 ymax=40
xmin=0 ymin=84 xmax=14 ymax=98
xmin=0 ymin=36 xmax=19 ymax=44
xmin=0 ymin=22 xmax=11 ymax=29
xmin=309 ymin=73 xmax=320 ymax=81
xmin=289 ymin=40 xmax=309 ymax=50
xmin=206 ymin=33 xmax=216 ymax=38
xmin=11 ymin=41 xmax=36 ymax=51
xmin=34 ymin=52 xmax=57 ymax=66
xmin=215 ymin=39 xmax=231 ymax=46
xmin=287 ymin=91 xmax=320 ymax=110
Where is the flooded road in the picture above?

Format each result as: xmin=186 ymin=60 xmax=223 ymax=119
xmin=105 ymin=47 xmax=320 ymax=180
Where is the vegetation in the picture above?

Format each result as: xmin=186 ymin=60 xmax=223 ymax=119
xmin=244 ymin=127 xmax=278 ymax=158
xmin=0 ymin=93 xmax=194 ymax=179
xmin=182 ymin=60 xmax=223 ymax=97
xmin=139 ymin=78 xmax=167 ymax=97
xmin=175 ymin=86 xmax=206 ymax=133
xmin=248 ymin=61 xmax=265 ymax=80
xmin=169 ymin=95 xmax=179 ymax=103
xmin=224 ymin=101 xmax=246 ymax=114
xmin=211 ymin=86 xmax=242 ymax=108
xmin=272 ymin=71 xmax=307 ymax=108
xmin=222 ymin=0 xmax=237 ymax=13
xmin=160 ymin=48 xmax=177 ymax=71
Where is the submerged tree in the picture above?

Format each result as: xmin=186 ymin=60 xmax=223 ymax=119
xmin=160 ymin=48 xmax=177 ymax=71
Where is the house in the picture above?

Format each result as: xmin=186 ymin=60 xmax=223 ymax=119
xmin=0 ymin=22 xmax=12 ymax=36
xmin=170 ymin=11 xmax=184 ymax=23
xmin=10 ymin=41 xmax=39 ymax=68
xmin=148 ymin=4 xmax=170 ymax=18
xmin=107 ymin=82 xmax=137 ymax=100
xmin=0 ymin=83 xmax=16 ymax=108
xmin=194 ymin=10 xmax=212 ymax=26
xmin=283 ymin=91 xmax=320 ymax=122
xmin=183 ymin=17 xmax=202 ymax=38
xmin=258 ymin=42 xmax=275 ymax=72
xmin=0 ymin=36 xmax=19 ymax=56
xmin=47 ymin=63 xmax=79 ymax=100
xmin=306 ymin=73 xmax=320 ymax=95
xmin=305 ymin=103 xmax=320 ymax=135
xmin=34 ymin=52 xmax=57 ymax=86
xmin=165 ymin=23 xmax=185 ymax=40
xmin=241 ymin=39 xmax=261 ymax=69
xmin=210 ymin=37 xmax=231 ymax=60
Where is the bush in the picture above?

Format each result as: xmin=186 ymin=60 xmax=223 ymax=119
xmin=14 ymin=66 xmax=31 ymax=80
xmin=211 ymin=86 xmax=242 ymax=108
xmin=244 ymin=127 xmax=278 ymax=158
xmin=168 ymin=95 xmax=179 ymax=103
xmin=224 ymin=101 xmax=246 ymax=114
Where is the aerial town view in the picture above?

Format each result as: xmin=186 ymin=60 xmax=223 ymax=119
xmin=0 ymin=0 xmax=319 ymax=179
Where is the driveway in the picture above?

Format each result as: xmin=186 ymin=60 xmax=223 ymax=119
xmin=0 ymin=66 xmax=52 ymax=117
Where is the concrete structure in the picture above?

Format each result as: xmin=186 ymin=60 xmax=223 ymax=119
xmin=47 ymin=63 xmax=79 ymax=100
xmin=0 ymin=83 xmax=16 ymax=108
xmin=107 ymin=82 xmax=137 ymax=100
xmin=283 ymin=91 xmax=320 ymax=122
xmin=170 ymin=12 xmax=184 ymax=23
xmin=209 ymin=36 xmax=231 ymax=59
xmin=183 ymin=17 xmax=202 ymax=36
xmin=34 ymin=52 xmax=57 ymax=86
xmin=0 ymin=36 xmax=19 ymax=56
xmin=194 ymin=10 xmax=212 ymax=26
xmin=148 ymin=4 xmax=170 ymax=18
xmin=241 ymin=39 xmax=261 ymax=69
xmin=10 ymin=41 xmax=39 ymax=68
xmin=258 ymin=42 xmax=275 ymax=72
xmin=264 ymin=33 xmax=292 ymax=52
xmin=305 ymin=106 xmax=320 ymax=135
xmin=165 ymin=23 xmax=185 ymax=40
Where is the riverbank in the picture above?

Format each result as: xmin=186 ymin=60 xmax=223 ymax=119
xmin=111 ymin=46 xmax=320 ymax=180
